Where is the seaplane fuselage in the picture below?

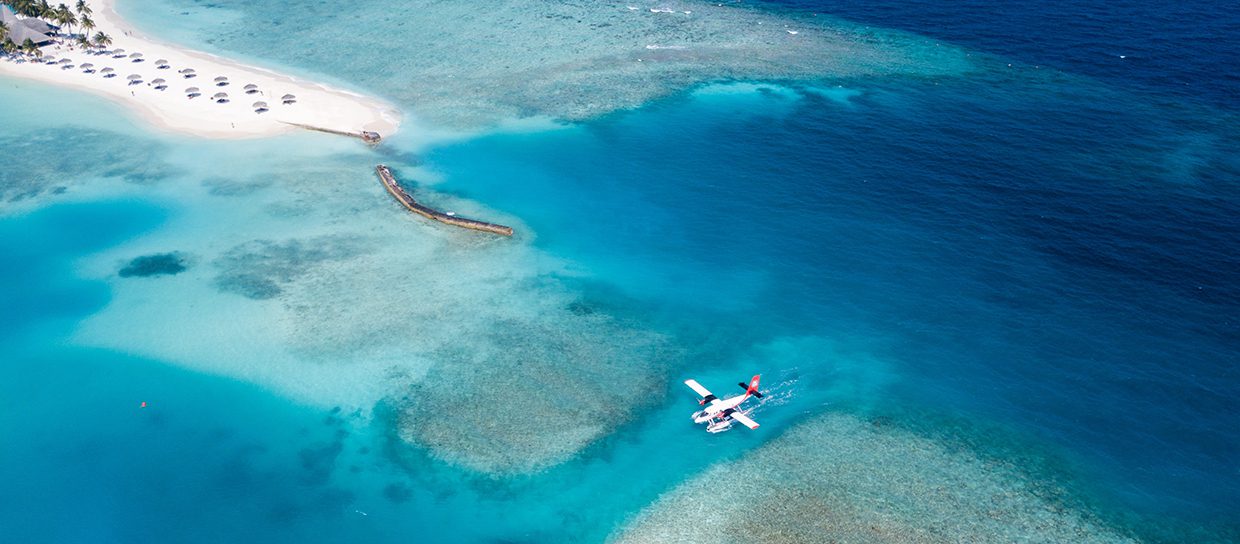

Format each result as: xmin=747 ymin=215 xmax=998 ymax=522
xmin=691 ymin=393 xmax=750 ymax=423
xmin=684 ymin=375 xmax=763 ymax=433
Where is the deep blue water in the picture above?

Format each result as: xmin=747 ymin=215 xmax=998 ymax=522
xmin=766 ymin=0 xmax=1240 ymax=111
xmin=3 ymin=0 xmax=1240 ymax=542
xmin=424 ymin=72 xmax=1240 ymax=534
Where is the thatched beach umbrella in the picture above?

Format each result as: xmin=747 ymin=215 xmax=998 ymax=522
xmin=80 ymin=62 xmax=94 ymax=72
xmin=151 ymin=78 xmax=167 ymax=90
xmin=243 ymin=83 xmax=259 ymax=94
xmin=185 ymin=86 xmax=201 ymax=98
xmin=281 ymin=93 xmax=296 ymax=104
xmin=127 ymin=74 xmax=143 ymax=85
xmin=213 ymin=75 xmax=229 ymax=86
xmin=213 ymin=92 xmax=229 ymax=103
xmin=101 ymin=67 xmax=115 ymax=77
xmin=129 ymin=52 xmax=144 ymax=62
xmin=111 ymin=48 xmax=126 ymax=57
xmin=155 ymin=59 xmax=170 ymax=68
xmin=252 ymin=101 xmax=268 ymax=112
xmin=58 ymin=58 xmax=72 ymax=64
xmin=179 ymin=68 xmax=195 ymax=74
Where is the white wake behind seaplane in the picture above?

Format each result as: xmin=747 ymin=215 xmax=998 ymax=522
xmin=684 ymin=375 xmax=763 ymax=433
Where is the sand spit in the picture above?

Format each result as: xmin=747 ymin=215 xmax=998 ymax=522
xmin=612 ymin=414 xmax=1136 ymax=544
xmin=0 ymin=0 xmax=399 ymax=138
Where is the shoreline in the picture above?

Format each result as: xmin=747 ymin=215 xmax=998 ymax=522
xmin=0 ymin=0 xmax=401 ymax=139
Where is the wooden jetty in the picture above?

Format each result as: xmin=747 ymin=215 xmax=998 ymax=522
xmin=375 ymin=165 xmax=514 ymax=237
xmin=282 ymin=121 xmax=381 ymax=144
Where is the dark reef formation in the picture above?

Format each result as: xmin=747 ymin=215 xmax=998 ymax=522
xmin=119 ymin=252 xmax=189 ymax=278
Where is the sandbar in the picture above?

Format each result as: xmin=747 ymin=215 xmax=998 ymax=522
xmin=0 ymin=0 xmax=400 ymax=139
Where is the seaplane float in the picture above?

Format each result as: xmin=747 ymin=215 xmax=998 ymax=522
xmin=684 ymin=374 xmax=763 ymax=433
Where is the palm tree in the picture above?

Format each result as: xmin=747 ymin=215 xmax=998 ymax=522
xmin=37 ymin=0 xmax=52 ymax=19
xmin=0 ymin=23 xmax=13 ymax=59
xmin=75 ymin=0 xmax=91 ymax=17
xmin=11 ymin=0 xmax=36 ymax=17
xmin=22 ymin=37 xmax=40 ymax=59
xmin=45 ymin=8 xmax=62 ymax=31
xmin=64 ymin=7 xmax=77 ymax=35
xmin=80 ymin=14 xmax=94 ymax=38
xmin=52 ymin=4 xmax=76 ymax=35
xmin=92 ymin=31 xmax=111 ymax=49
xmin=74 ymin=33 xmax=89 ymax=49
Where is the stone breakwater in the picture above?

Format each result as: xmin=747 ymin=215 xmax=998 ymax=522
xmin=376 ymin=165 xmax=514 ymax=236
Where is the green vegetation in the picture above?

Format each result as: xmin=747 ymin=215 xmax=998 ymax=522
xmin=21 ymin=36 xmax=38 ymax=57
xmin=2 ymin=0 xmax=107 ymax=58
xmin=9 ymin=0 xmax=51 ymax=18
xmin=50 ymin=4 xmax=77 ymax=36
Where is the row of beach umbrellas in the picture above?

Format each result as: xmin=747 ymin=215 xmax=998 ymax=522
xmin=182 ymin=86 xmax=283 ymax=111
xmin=49 ymin=48 xmax=302 ymax=110
xmin=87 ymin=48 xmax=162 ymax=66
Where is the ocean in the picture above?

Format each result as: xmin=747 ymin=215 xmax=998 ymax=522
xmin=1 ymin=0 xmax=1237 ymax=542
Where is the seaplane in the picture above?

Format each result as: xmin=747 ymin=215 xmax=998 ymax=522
xmin=684 ymin=375 xmax=763 ymax=433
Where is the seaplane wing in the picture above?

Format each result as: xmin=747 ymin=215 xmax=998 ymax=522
xmin=729 ymin=410 xmax=760 ymax=430
xmin=684 ymin=379 xmax=713 ymax=399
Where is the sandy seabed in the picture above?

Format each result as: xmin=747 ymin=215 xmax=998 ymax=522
xmin=612 ymin=414 xmax=1137 ymax=544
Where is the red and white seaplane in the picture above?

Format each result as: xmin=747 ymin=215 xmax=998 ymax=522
xmin=684 ymin=375 xmax=763 ymax=433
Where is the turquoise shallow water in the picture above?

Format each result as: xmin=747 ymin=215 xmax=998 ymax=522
xmin=3 ymin=0 xmax=1239 ymax=542
xmin=0 ymin=200 xmax=837 ymax=543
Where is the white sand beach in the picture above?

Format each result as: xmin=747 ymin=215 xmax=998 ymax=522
xmin=0 ymin=0 xmax=400 ymax=139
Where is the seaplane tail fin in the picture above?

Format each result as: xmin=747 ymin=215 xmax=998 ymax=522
xmin=737 ymin=374 xmax=763 ymax=398
xmin=730 ymin=410 xmax=760 ymax=430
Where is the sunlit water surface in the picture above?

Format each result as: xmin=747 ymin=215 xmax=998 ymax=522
xmin=2 ymin=0 xmax=1237 ymax=542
